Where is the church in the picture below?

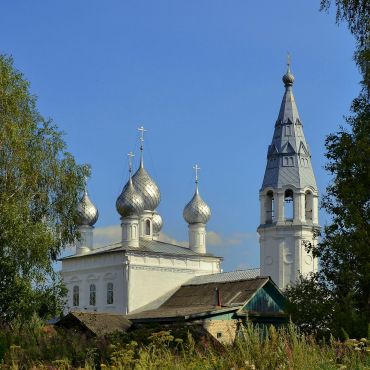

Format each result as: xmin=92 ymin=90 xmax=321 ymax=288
xmin=61 ymin=62 xmax=320 ymax=315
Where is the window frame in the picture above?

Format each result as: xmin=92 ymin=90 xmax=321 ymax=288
xmin=107 ymin=282 xmax=114 ymax=305
xmin=73 ymin=285 xmax=79 ymax=307
xmin=89 ymin=284 xmax=96 ymax=306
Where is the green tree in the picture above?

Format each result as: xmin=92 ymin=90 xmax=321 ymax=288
xmin=286 ymin=1 xmax=370 ymax=339
xmin=0 ymin=55 xmax=86 ymax=324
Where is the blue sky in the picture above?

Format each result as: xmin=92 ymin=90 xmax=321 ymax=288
xmin=1 ymin=1 xmax=360 ymax=271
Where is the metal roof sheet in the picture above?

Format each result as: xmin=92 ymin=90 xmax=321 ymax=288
xmin=185 ymin=269 xmax=260 ymax=285
xmin=61 ymin=239 xmax=221 ymax=260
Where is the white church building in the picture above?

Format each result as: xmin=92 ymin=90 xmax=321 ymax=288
xmin=61 ymin=63 xmax=319 ymax=315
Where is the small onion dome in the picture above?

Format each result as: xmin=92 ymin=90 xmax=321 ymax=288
xmin=116 ymin=178 xmax=145 ymax=218
xmin=282 ymin=68 xmax=295 ymax=86
xmin=76 ymin=190 xmax=99 ymax=226
xmin=152 ymin=212 xmax=163 ymax=234
xmin=131 ymin=165 xmax=161 ymax=211
xmin=183 ymin=186 xmax=211 ymax=224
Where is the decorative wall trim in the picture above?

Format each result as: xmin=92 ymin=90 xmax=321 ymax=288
xmin=129 ymin=264 xmax=214 ymax=274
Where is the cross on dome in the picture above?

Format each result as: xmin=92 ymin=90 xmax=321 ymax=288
xmin=128 ymin=151 xmax=135 ymax=175
xmin=138 ymin=125 xmax=147 ymax=167
xmin=193 ymin=164 xmax=200 ymax=183
xmin=138 ymin=126 xmax=147 ymax=145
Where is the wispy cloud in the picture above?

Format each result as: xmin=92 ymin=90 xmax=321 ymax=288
xmin=207 ymin=231 xmax=258 ymax=247
xmin=94 ymin=225 xmax=121 ymax=247
xmin=158 ymin=233 xmax=188 ymax=247
xmin=92 ymin=225 xmax=257 ymax=251
xmin=94 ymin=225 xmax=190 ymax=248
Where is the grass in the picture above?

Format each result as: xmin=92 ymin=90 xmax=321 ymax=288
xmin=0 ymin=317 xmax=369 ymax=369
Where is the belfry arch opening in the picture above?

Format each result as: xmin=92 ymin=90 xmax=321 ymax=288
xmin=284 ymin=189 xmax=294 ymax=220
xmin=265 ymin=191 xmax=274 ymax=223
xmin=305 ymin=190 xmax=313 ymax=221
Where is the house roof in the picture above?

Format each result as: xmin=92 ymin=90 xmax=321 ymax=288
xmin=61 ymin=239 xmax=222 ymax=261
xmin=128 ymin=277 xmax=273 ymax=322
xmin=55 ymin=312 xmax=132 ymax=336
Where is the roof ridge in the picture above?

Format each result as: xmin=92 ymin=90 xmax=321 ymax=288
xmin=184 ymin=277 xmax=267 ymax=287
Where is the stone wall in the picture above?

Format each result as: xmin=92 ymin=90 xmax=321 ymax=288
xmin=203 ymin=319 xmax=239 ymax=344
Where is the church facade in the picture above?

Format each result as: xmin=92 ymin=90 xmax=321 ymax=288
xmin=61 ymin=131 xmax=221 ymax=314
xmin=61 ymin=63 xmax=319 ymax=314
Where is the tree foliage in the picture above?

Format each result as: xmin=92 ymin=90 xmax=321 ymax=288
xmin=286 ymin=94 xmax=370 ymax=338
xmin=0 ymin=55 xmax=86 ymax=323
xmin=286 ymin=1 xmax=370 ymax=339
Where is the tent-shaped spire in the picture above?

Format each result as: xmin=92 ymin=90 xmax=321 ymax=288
xmin=261 ymin=63 xmax=317 ymax=190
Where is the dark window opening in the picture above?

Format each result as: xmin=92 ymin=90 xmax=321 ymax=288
xmin=89 ymin=284 xmax=96 ymax=306
xmin=145 ymin=220 xmax=151 ymax=235
xmin=266 ymin=191 xmax=274 ymax=223
xmin=73 ymin=285 xmax=79 ymax=306
xmin=107 ymin=283 xmax=114 ymax=305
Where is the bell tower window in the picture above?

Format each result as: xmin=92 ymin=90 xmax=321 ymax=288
xmin=284 ymin=189 xmax=294 ymax=220
xmin=305 ymin=190 xmax=313 ymax=221
xmin=265 ymin=191 xmax=274 ymax=223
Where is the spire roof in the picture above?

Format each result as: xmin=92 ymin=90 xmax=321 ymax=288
xmin=277 ymin=77 xmax=300 ymax=124
xmin=261 ymin=63 xmax=317 ymax=190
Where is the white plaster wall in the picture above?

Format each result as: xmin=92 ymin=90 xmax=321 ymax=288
xmin=259 ymin=225 xmax=318 ymax=290
xmin=127 ymin=253 xmax=221 ymax=312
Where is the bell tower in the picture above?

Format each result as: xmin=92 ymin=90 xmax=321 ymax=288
xmin=257 ymin=60 xmax=319 ymax=290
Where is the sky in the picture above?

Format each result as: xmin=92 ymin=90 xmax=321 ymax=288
xmin=1 ymin=1 xmax=360 ymax=271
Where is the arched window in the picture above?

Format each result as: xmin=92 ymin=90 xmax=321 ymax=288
xmin=73 ymin=285 xmax=79 ymax=306
xmin=305 ymin=191 xmax=313 ymax=221
xmin=284 ymin=189 xmax=294 ymax=220
xmin=265 ymin=191 xmax=274 ymax=223
xmin=145 ymin=219 xmax=151 ymax=236
xmin=89 ymin=284 xmax=96 ymax=306
xmin=107 ymin=283 xmax=114 ymax=304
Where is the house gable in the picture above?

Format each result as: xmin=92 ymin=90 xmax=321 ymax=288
xmin=241 ymin=281 xmax=285 ymax=313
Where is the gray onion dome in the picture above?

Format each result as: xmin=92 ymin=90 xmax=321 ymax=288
xmin=76 ymin=190 xmax=99 ymax=226
xmin=282 ymin=67 xmax=295 ymax=86
xmin=116 ymin=178 xmax=145 ymax=217
xmin=183 ymin=186 xmax=211 ymax=224
xmin=131 ymin=164 xmax=161 ymax=211
xmin=152 ymin=212 xmax=163 ymax=234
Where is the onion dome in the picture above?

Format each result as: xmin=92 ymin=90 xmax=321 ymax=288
xmin=152 ymin=212 xmax=163 ymax=234
xmin=131 ymin=159 xmax=161 ymax=211
xmin=76 ymin=190 xmax=99 ymax=226
xmin=116 ymin=177 xmax=145 ymax=218
xmin=183 ymin=182 xmax=211 ymax=224
xmin=282 ymin=61 xmax=295 ymax=87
